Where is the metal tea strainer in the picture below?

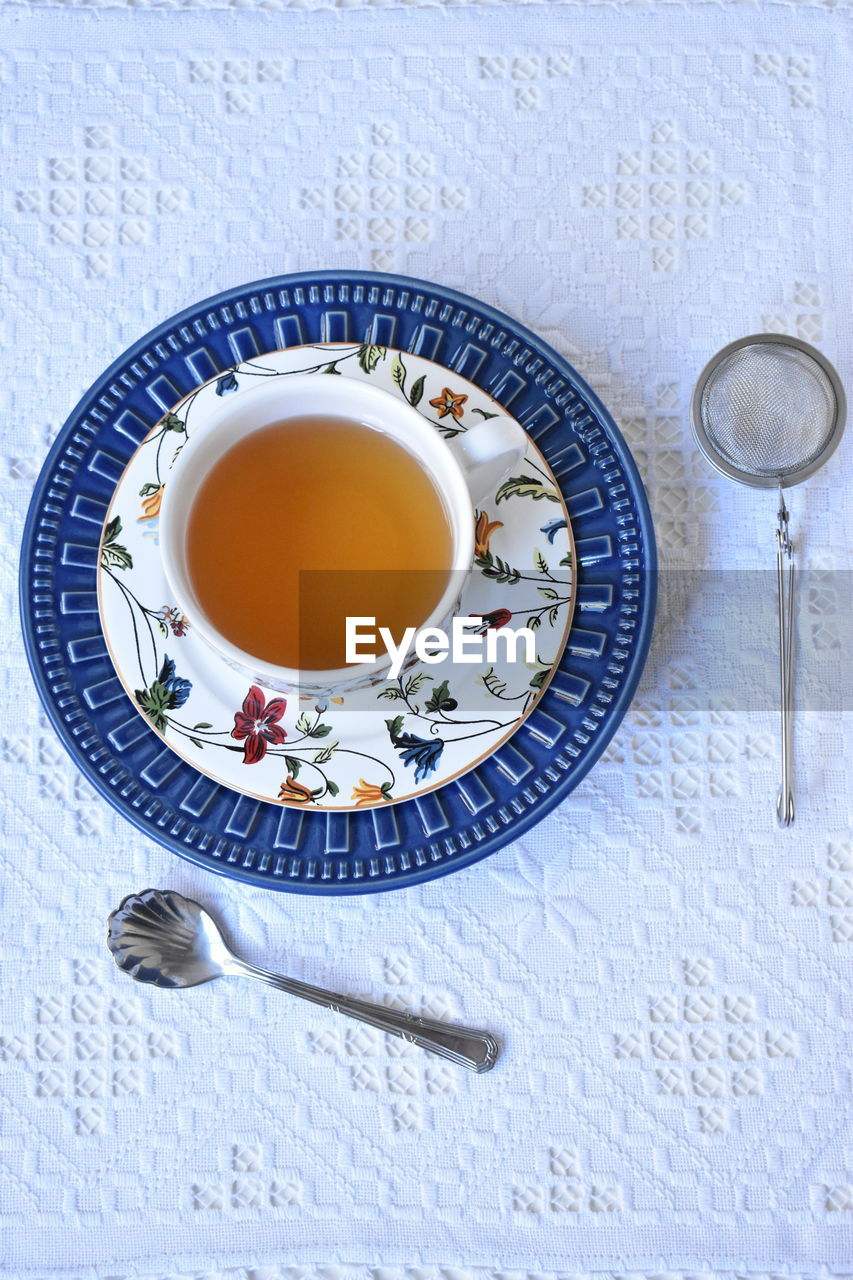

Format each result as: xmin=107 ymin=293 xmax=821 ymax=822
xmin=691 ymin=333 xmax=846 ymax=827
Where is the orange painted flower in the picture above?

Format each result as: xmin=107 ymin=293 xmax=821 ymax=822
xmin=429 ymin=387 xmax=468 ymax=420
xmin=157 ymin=605 xmax=189 ymax=637
xmin=351 ymin=778 xmax=391 ymax=807
xmin=278 ymin=774 xmax=314 ymax=803
xmin=139 ymin=486 xmax=164 ymax=520
xmin=474 ymin=510 xmax=503 ymax=558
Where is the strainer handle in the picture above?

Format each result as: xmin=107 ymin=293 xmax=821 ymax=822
xmin=776 ymin=495 xmax=795 ymax=827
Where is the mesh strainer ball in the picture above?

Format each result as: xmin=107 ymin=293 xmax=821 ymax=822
xmin=691 ymin=333 xmax=845 ymax=488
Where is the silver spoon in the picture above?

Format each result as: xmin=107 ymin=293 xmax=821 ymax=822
xmin=107 ymin=889 xmax=499 ymax=1072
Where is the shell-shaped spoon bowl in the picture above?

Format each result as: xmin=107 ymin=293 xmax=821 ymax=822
xmin=107 ymin=888 xmax=228 ymax=988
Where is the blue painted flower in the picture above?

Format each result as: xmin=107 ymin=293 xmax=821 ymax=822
xmin=159 ymin=655 xmax=192 ymax=708
xmin=135 ymin=655 xmax=191 ymax=731
xmin=387 ymin=721 xmax=444 ymax=784
xmin=216 ymin=372 xmax=239 ymax=396
xmin=540 ymin=517 xmax=567 ymax=544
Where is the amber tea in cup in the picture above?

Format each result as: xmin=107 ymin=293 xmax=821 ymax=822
xmin=186 ymin=417 xmax=453 ymax=672
xmin=160 ymin=370 xmax=527 ymax=693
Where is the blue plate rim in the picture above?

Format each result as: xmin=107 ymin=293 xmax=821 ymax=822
xmin=20 ymin=270 xmax=657 ymax=893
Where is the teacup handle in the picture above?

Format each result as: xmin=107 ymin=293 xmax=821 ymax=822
xmin=451 ymin=418 xmax=527 ymax=504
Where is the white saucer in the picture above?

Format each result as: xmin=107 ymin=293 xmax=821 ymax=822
xmin=97 ymin=343 xmax=575 ymax=810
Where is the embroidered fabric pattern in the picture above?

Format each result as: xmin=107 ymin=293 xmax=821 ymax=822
xmin=1 ymin=3 xmax=851 ymax=1276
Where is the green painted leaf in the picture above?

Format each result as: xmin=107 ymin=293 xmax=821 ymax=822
xmin=310 ymin=723 xmax=333 ymax=738
xmin=475 ymin=553 xmax=520 ymax=585
xmin=404 ymin=671 xmax=431 ymax=696
xmin=326 ymin=780 xmax=340 ymax=798
xmin=163 ymin=412 xmax=185 ymax=433
xmin=471 ymin=407 xmax=499 ymax=420
xmin=548 ymin=605 xmax=561 ymax=627
xmin=295 ymin=711 xmax=312 ymax=735
xmin=480 ymin=667 xmax=507 ymax=697
xmin=284 ymin=756 xmax=302 ymax=777
xmin=101 ymin=543 xmax=133 ymax=572
xmin=136 ymin=680 xmax=170 ymax=731
xmin=103 ymin=516 xmax=121 ymax=545
xmin=357 ymin=343 xmax=386 ymax=374
xmin=381 ymin=781 xmax=394 ymax=796
xmin=409 ymin=374 xmax=425 ymax=407
xmin=193 ymin=722 xmax=213 ymax=730
xmin=527 ymin=614 xmax=542 ymax=631
xmin=379 ymin=686 xmax=405 ymax=701
xmin=425 ymin=679 xmax=455 ymax=713
xmin=390 ymin=353 xmax=406 ymax=388
xmin=313 ymin=741 xmax=337 ymax=764
xmin=537 ymin=586 xmax=559 ymax=601
xmin=560 ymin=551 xmax=573 ymax=568
xmin=385 ymin=715 xmax=405 ymax=742
xmin=534 ymin=549 xmax=549 ymax=574
xmin=139 ymin=482 xmax=161 ymax=497
xmin=495 ymin=475 xmax=561 ymax=504
xmin=145 ymin=681 xmax=170 ymax=711
xmin=323 ymin=363 xmax=341 ymax=374
xmin=189 ymin=737 xmax=204 ymax=750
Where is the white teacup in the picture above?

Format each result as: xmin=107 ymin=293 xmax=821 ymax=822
xmin=160 ymin=372 xmax=526 ymax=695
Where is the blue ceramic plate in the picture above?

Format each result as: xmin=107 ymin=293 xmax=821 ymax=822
xmin=21 ymin=271 xmax=656 ymax=894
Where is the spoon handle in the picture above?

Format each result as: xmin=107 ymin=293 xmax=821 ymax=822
xmin=776 ymin=494 xmax=795 ymax=827
xmin=232 ymin=958 xmax=499 ymax=1072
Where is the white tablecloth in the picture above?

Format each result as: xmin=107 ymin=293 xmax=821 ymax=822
xmin=1 ymin=2 xmax=852 ymax=1277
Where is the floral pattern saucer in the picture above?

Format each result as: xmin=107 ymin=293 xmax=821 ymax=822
xmin=97 ymin=344 xmax=575 ymax=811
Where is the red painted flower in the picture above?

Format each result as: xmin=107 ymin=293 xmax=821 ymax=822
xmin=474 ymin=608 xmax=513 ymax=633
xmin=231 ymin=685 xmax=287 ymax=764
